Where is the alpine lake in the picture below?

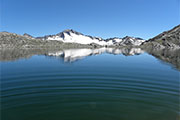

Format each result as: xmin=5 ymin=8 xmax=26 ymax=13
xmin=1 ymin=47 xmax=180 ymax=120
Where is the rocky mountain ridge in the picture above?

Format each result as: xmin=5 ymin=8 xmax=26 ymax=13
xmin=142 ymin=25 xmax=180 ymax=49
xmin=36 ymin=29 xmax=145 ymax=46
xmin=0 ymin=24 xmax=179 ymax=49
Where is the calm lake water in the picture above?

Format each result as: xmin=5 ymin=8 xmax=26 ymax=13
xmin=1 ymin=48 xmax=180 ymax=120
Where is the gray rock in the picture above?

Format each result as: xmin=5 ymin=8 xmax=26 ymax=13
xmin=141 ymin=25 xmax=180 ymax=49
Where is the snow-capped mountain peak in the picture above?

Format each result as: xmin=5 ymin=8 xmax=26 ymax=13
xmin=37 ymin=30 xmax=145 ymax=46
xmin=120 ymin=36 xmax=145 ymax=46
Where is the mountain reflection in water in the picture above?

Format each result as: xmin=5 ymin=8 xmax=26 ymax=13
xmin=47 ymin=48 xmax=144 ymax=62
xmin=0 ymin=47 xmax=179 ymax=70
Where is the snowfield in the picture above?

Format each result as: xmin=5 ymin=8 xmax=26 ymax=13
xmin=39 ymin=29 xmax=145 ymax=46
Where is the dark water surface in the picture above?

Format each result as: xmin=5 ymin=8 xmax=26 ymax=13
xmin=1 ymin=48 xmax=180 ymax=120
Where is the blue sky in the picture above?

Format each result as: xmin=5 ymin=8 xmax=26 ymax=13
xmin=1 ymin=0 xmax=179 ymax=39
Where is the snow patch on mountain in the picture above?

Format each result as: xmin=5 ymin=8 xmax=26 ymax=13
xmin=38 ymin=29 xmax=145 ymax=46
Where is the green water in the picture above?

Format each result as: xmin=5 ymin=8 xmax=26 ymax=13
xmin=1 ymin=49 xmax=180 ymax=120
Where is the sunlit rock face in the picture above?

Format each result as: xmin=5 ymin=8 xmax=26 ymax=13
xmin=23 ymin=33 xmax=34 ymax=39
xmin=47 ymin=48 xmax=144 ymax=62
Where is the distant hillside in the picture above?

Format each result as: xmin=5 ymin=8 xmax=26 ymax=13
xmin=142 ymin=25 xmax=180 ymax=49
xmin=0 ymin=32 xmax=99 ymax=49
